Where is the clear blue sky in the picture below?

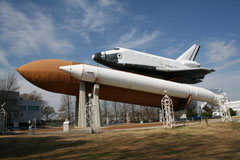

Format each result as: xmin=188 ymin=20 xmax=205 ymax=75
xmin=0 ymin=0 xmax=239 ymax=109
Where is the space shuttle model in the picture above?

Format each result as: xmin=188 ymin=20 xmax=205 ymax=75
xmin=92 ymin=44 xmax=215 ymax=84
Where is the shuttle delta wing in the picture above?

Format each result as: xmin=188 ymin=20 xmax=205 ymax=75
xmin=157 ymin=67 xmax=215 ymax=83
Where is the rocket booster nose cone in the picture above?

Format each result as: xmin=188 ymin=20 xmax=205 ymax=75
xmin=59 ymin=66 xmax=72 ymax=75
xmin=59 ymin=64 xmax=84 ymax=80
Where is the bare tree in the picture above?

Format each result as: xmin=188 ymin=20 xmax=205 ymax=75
xmin=134 ymin=105 xmax=142 ymax=121
xmin=118 ymin=103 xmax=127 ymax=122
xmin=113 ymin=102 xmax=118 ymax=121
xmin=58 ymin=95 xmax=74 ymax=122
xmin=140 ymin=105 xmax=144 ymax=121
xmin=101 ymin=100 xmax=108 ymax=124
xmin=0 ymin=73 xmax=20 ymax=104
xmin=145 ymin=106 xmax=151 ymax=122
xmin=130 ymin=104 xmax=135 ymax=122
xmin=101 ymin=100 xmax=107 ymax=117
xmin=20 ymin=91 xmax=42 ymax=101
xmin=0 ymin=73 xmax=20 ymax=91
xmin=40 ymin=100 xmax=56 ymax=120
xmin=42 ymin=105 xmax=56 ymax=120
xmin=122 ymin=103 xmax=127 ymax=121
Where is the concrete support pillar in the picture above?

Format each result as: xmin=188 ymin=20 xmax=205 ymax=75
xmin=78 ymin=81 xmax=87 ymax=128
xmin=75 ymin=96 xmax=79 ymax=127
xmin=92 ymin=84 xmax=101 ymax=129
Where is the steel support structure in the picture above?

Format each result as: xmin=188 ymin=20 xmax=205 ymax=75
xmin=161 ymin=92 xmax=175 ymax=128
xmin=219 ymin=105 xmax=231 ymax=122
xmin=86 ymin=100 xmax=94 ymax=133
xmin=219 ymin=90 xmax=232 ymax=122
xmin=91 ymin=83 xmax=101 ymax=133
xmin=76 ymin=82 xmax=101 ymax=133
xmin=76 ymin=83 xmax=101 ymax=133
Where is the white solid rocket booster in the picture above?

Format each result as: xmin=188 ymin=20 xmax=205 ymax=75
xmin=59 ymin=64 xmax=224 ymax=106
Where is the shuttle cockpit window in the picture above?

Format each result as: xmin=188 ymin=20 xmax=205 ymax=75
xmin=114 ymin=47 xmax=120 ymax=50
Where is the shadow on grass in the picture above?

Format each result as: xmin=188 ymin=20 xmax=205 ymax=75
xmin=231 ymin=122 xmax=240 ymax=130
xmin=0 ymin=132 xmax=26 ymax=135
xmin=79 ymin=152 xmax=118 ymax=159
xmin=0 ymin=136 xmax=90 ymax=159
xmin=115 ymin=123 xmax=240 ymax=159
xmin=1 ymin=122 xmax=240 ymax=159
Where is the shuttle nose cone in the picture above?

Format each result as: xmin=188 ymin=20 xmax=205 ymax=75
xmin=92 ymin=52 xmax=102 ymax=62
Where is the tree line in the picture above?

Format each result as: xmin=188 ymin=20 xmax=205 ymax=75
xmin=100 ymin=101 xmax=160 ymax=124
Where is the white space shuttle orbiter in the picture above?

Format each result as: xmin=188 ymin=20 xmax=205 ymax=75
xmin=92 ymin=44 xmax=215 ymax=84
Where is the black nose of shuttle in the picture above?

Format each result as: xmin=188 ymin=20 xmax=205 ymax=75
xmin=92 ymin=52 xmax=101 ymax=61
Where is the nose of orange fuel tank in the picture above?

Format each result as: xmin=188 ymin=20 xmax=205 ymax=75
xmin=16 ymin=59 xmax=81 ymax=95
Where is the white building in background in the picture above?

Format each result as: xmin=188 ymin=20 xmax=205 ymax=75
xmin=0 ymin=90 xmax=41 ymax=127
xmin=188 ymin=89 xmax=240 ymax=117
xmin=211 ymin=89 xmax=240 ymax=116
xmin=225 ymin=101 xmax=240 ymax=115
xmin=18 ymin=100 xmax=41 ymax=124
xmin=212 ymin=101 xmax=240 ymax=117
xmin=0 ymin=91 xmax=20 ymax=126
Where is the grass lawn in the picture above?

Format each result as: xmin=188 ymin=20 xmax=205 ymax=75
xmin=1 ymin=119 xmax=240 ymax=160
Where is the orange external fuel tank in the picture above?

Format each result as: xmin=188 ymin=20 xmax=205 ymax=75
xmin=17 ymin=59 xmax=190 ymax=111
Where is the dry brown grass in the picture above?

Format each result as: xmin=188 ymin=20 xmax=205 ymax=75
xmin=1 ymin=118 xmax=240 ymax=160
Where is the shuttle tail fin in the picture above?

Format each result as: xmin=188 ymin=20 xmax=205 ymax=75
xmin=176 ymin=44 xmax=200 ymax=61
